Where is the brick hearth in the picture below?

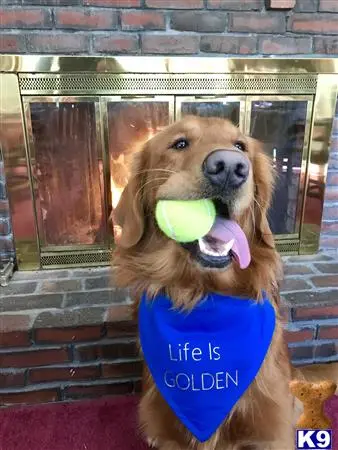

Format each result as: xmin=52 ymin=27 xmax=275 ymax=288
xmin=0 ymin=251 xmax=337 ymax=407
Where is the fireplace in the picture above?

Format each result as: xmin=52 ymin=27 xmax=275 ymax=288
xmin=0 ymin=56 xmax=337 ymax=270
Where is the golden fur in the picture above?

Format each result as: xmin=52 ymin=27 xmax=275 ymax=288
xmin=113 ymin=116 xmax=294 ymax=449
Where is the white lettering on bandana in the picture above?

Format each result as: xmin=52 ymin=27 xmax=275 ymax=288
xmin=139 ymin=292 xmax=275 ymax=443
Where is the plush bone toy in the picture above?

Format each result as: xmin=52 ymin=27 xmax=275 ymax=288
xmin=290 ymin=379 xmax=337 ymax=429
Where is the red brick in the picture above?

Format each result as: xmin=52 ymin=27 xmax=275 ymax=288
xmin=142 ymin=34 xmax=199 ymax=54
xmin=320 ymin=236 xmax=338 ymax=249
xmin=201 ymin=35 xmax=257 ymax=54
xmin=0 ymin=8 xmax=52 ymax=28
xmin=314 ymin=342 xmax=338 ymax=359
xmin=319 ymin=0 xmax=338 ymax=12
xmin=328 ymin=152 xmax=338 ymax=169
xmin=267 ymin=0 xmax=295 ymax=8
xmin=29 ymin=365 xmax=100 ymax=383
xmin=316 ymin=37 xmax=338 ymax=54
xmin=171 ymin=11 xmax=226 ymax=32
xmin=207 ymin=0 xmax=261 ymax=10
xmin=55 ymin=8 xmax=118 ymax=30
xmin=280 ymin=278 xmax=312 ymax=291
xmin=39 ymin=279 xmax=82 ymax=293
xmin=105 ymin=305 xmax=137 ymax=337
xmin=331 ymin=136 xmax=338 ymax=151
xmin=34 ymin=326 xmax=102 ymax=344
xmin=327 ymin=172 xmax=338 ymax=185
xmin=26 ymin=33 xmax=89 ymax=53
xmin=283 ymin=264 xmax=314 ymax=276
xmin=289 ymin=344 xmax=313 ymax=361
xmin=121 ymin=11 xmax=165 ymax=30
xmin=64 ymin=381 xmax=135 ymax=399
xmin=22 ymin=0 xmax=81 ymax=4
xmin=134 ymin=379 xmax=142 ymax=392
xmin=93 ymin=34 xmax=139 ymax=53
xmin=323 ymin=206 xmax=338 ymax=220
xmin=284 ymin=328 xmax=314 ymax=344
xmin=0 ymin=347 xmax=70 ymax=368
xmin=321 ymin=221 xmax=338 ymax=232
xmin=293 ymin=305 xmax=338 ymax=321
xmin=76 ymin=340 xmax=138 ymax=362
xmin=146 ymin=0 xmax=203 ymax=8
xmin=314 ymin=36 xmax=338 ymax=55
xmin=0 ymin=371 xmax=26 ymax=388
xmin=311 ymin=275 xmax=338 ymax=288
xmin=318 ymin=326 xmax=338 ymax=340
xmin=84 ymin=0 xmax=140 ymax=5
xmin=230 ymin=12 xmax=286 ymax=32
xmin=0 ymin=315 xmax=32 ymax=347
xmin=102 ymin=361 xmax=142 ymax=378
xmin=289 ymin=14 xmax=338 ymax=34
xmin=106 ymin=322 xmax=137 ymax=338
xmin=314 ymin=263 xmax=338 ymax=274
xmin=106 ymin=305 xmax=132 ymax=322
xmin=0 ymin=33 xmax=26 ymax=53
xmin=0 ymin=388 xmax=59 ymax=406
xmin=333 ymin=118 xmax=338 ymax=134
xmin=259 ymin=36 xmax=311 ymax=54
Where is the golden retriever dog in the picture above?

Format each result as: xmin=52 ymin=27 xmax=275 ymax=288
xmin=113 ymin=116 xmax=294 ymax=450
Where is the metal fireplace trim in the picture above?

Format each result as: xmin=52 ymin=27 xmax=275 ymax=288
xmin=17 ymin=73 xmax=318 ymax=96
xmin=0 ymin=56 xmax=337 ymax=270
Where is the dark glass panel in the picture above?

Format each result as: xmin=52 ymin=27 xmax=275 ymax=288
xmin=250 ymin=100 xmax=308 ymax=234
xmin=181 ymin=101 xmax=240 ymax=126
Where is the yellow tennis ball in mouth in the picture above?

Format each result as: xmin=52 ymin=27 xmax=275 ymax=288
xmin=155 ymin=199 xmax=216 ymax=243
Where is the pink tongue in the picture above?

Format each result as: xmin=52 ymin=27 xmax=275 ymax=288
xmin=208 ymin=218 xmax=251 ymax=269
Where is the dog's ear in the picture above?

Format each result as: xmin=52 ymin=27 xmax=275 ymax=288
xmin=113 ymin=151 xmax=146 ymax=249
xmin=250 ymin=138 xmax=275 ymax=249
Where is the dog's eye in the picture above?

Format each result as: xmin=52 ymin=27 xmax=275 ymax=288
xmin=234 ymin=141 xmax=246 ymax=152
xmin=171 ymin=139 xmax=189 ymax=150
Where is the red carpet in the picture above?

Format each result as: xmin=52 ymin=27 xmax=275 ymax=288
xmin=0 ymin=396 xmax=148 ymax=450
xmin=0 ymin=395 xmax=337 ymax=449
xmin=326 ymin=394 xmax=338 ymax=450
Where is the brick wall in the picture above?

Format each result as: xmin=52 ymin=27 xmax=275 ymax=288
xmin=0 ymin=257 xmax=337 ymax=407
xmin=0 ymin=0 xmax=338 ymax=55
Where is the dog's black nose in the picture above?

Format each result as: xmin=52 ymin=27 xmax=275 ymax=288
xmin=203 ymin=149 xmax=249 ymax=188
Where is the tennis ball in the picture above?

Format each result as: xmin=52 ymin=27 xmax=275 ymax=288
xmin=155 ymin=199 xmax=216 ymax=243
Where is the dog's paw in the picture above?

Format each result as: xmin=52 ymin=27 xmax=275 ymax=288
xmin=147 ymin=437 xmax=159 ymax=448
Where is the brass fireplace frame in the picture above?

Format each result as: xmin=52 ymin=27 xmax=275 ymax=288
xmin=0 ymin=56 xmax=337 ymax=270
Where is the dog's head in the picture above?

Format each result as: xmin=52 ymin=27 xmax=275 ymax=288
xmin=113 ymin=116 xmax=279 ymax=301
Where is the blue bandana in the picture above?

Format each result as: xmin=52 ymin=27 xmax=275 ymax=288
xmin=139 ymin=292 xmax=275 ymax=443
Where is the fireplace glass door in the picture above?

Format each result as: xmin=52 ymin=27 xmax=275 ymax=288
xmin=105 ymin=96 xmax=173 ymax=240
xmin=23 ymin=96 xmax=173 ymax=262
xmin=24 ymin=97 xmax=107 ymax=251
xmin=246 ymin=97 xmax=313 ymax=237
xmin=176 ymin=97 xmax=245 ymax=130
xmin=21 ymin=93 xmax=313 ymax=267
